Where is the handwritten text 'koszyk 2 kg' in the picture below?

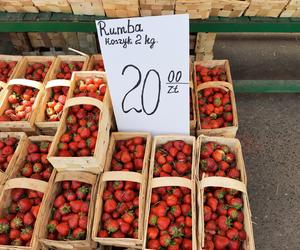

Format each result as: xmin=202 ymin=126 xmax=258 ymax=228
xmin=97 ymin=20 xmax=158 ymax=49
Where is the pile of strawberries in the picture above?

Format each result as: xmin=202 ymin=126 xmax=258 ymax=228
xmin=56 ymin=61 xmax=83 ymax=80
xmin=203 ymin=187 xmax=246 ymax=250
xmin=45 ymin=86 xmax=69 ymax=122
xmin=200 ymin=142 xmax=240 ymax=180
xmin=198 ymin=87 xmax=233 ymax=130
xmin=0 ymin=61 xmax=17 ymax=83
xmin=154 ymin=140 xmax=193 ymax=179
xmin=98 ymin=181 xmax=140 ymax=239
xmin=25 ymin=62 xmax=52 ymax=82
xmin=195 ymin=65 xmax=227 ymax=86
xmin=0 ymin=136 xmax=18 ymax=172
xmin=56 ymin=104 xmax=100 ymax=157
xmin=0 ymin=85 xmax=39 ymax=121
xmin=19 ymin=141 xmax=53 ymax=182
xmin=46 ymin=181 xmax=91 ymax=241
xmin=0 ymin=188 xmax=43 ymax=246
xmin=110 ymin=137 xmax=146 ymax=172
xmin=146 ymin=186 xmax=193 ymax=250
xmin=74 ymin=77 xmax=107 ymax=101
xmin=93 ymin=60 xmax=105 ymax=71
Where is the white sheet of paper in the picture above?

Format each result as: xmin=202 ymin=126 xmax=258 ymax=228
xmin=96 ymin=14 xmax=189 ymax=135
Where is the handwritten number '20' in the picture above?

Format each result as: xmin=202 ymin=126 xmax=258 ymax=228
xmin=121 ymin=64 xmax=161 ymax=115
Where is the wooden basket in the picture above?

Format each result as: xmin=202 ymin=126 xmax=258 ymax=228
xmin=196 ymin=81 xmax=238 ymax=138
xmin=87 ymin=54 xmax=104 ymax=71
xmin=244 ymin=0 xmax=289 ymax=17
xmin=32 ymin=0 xmax=72 ymax=13
xmin=102 ymin=0 xmax=140 ymax=17
xmin=39 ymin=171 xmax=97 ymax=250
xmin=0 ymin=178 xmax=49 ymax=250
xmin=196 ymin=135 xmax=247 ymax=185
xmin=140 ymin=0 xmax=175 ymax=16
xmin=35 ymin=79 xmax=71 ymax=135
xmin=175 ymin=0 xmax=211 ymax=19
xmin=0 ymin=132 xmax=27 ymax=185
xmin=211 ymin=0 xmax=249 ymax=17
xmin=198 ymin=177 xmax=255 ymax=249
xmin=0 ymin=55 xmax=24 ymax=83
xmin=0 ymin=79 xmax=45 ymax=134
xmin=7 ymin=136 xmax=55 ymax=182
xmin=1 ymin=0 xmax=39 ymax=13
xmin=48 ymin=97 xmax=111 ymax=174
xmin=92 ymin=132 xmax=152 ymax=248
xmin=13 ymin=56 xmax=57 ymax=85
xmin=150 ymin=135 xmax=197 ymax=179
xmin=68 ymin=0 xmax=105 ymax=15
xmin=280 ymin=0 xmax=300 ymax=17
xmin=193 ymin=59 xmax=233 ymax=86
xmin=143 ymin=177 xmax=197 ymax=250
xmin=190 ymin=82 xmax=197 ymax=136
xmin=49 ymin=55 xmax=89 ymax=81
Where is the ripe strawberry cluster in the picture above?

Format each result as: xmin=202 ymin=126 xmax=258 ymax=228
xmin=154 ymin=140 xmax=193 ymax=179
xmin=110 ymin=137 xmax=146 ymax=172
xmin=200 ymin=142 xmax=240 ymax=180
xmin=198 ymin=88 xmax=233 ymax=129
xmin=0 ymin=188 xmax=43 ymax=246
xmin=93 ymin=60 xmax=105 ymax=71
xmin=19 ymin=141 xmax=53 ymax=182
xmin=25 ymin=62 xmax=52 ymax=82
xmin=98 ymin=181 xmax=140 ymax=239
xmin=195 ymin=65 xmax=227 ymax=86
xmin=0 ymin=85 xmax=39 ymax=121
xmin=0 ymin=61 xmax=17 ymax=83
xmin=56 ymin=104 xmax=100 ymax=157
xmin=0 ymin=136 xmax=18 ymax=172
xmin=46 ymin=86 xmax=69 ymax=122
xmin=74 ymin=77 xmax=107 ymax=101
xmin=47 ymin=181 xmax=91 ymax=241
xmin=146 ymin=186 xmax=193 ymax=250
xmin=56 ymin=62 xmax=83 ymax=80
xmin=203 ymin=187 xmax=246 ymax=250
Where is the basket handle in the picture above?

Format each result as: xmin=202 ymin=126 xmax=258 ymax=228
xmin=63 ymin=96 xmax=103 ymax=111
xmin=102 ymin=171 xmax=143 ymax=183
xmin=196 ymin=81 xmax=232 ymax=93
xmin=4 ymin=178 xmax=48 ymax=193
xmin=46 ymin=79 xmax=71 ymax=89
xmin=151 ymin=177 xmax=193 ymax=189
xmin=8 ymin=79 xmax=43 ymax=90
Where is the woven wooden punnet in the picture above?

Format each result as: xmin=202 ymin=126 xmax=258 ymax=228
xmin=198 ymin=177 xmax=255 ymax=249
xmin=244 ymin=0 xmax=289 ymax=17
xmin=175 ymin=0 xmax=211 ymax=19
xmin=102 ymin=0 xmax=140 ymax=17
xmin=196 ymin=81 xmax=238 ymax=137
xmin=68 ymin=0 xmax=105 ymax=15
xmin=32 ymin=0 xmax=72 ymax=12
xmin=140 ymin=0 xmax=175 ymax=16
xmin=0 ymin=55 xmax=24 ymax=83
xmin=280 ymin=0 xmax=300 ymax=17
xmin=92 ymin=132 xmax=152 ymax=248
xmin=49 ymin=55 xmax=89 ymax=81
xmin=0 ymin=79 xmax=45 ymax=134
xmin=13 ymin=56 xmax=56 ymax=85
xmin=87 ymin=54 xmax=105 ymax=71
xmin=1 ymin=0 xmax=39 ymax=12
xmin=211 ymin=0 xmax=249 ymax=17
xmin=0 ymin=178 xmax=49 ymax=250
xmin=35 ymin=79 xmax=71 ymax=135
xmin=48 ymin=97 xmax=111 ymax=173
xmin=193 ymin=59 xmax=233 ymax=86
xmin=0 ymin=132 xmax=27 ymax=185
xmin=196 ymin=135 xmax=248 ymax=185
xmin=150 ymin=135 xmax=197 ymax=179
xmin=39 ymin=171 xmax=97 ymax=249
xmin=143 ymin=176 xmax=197 ymax=249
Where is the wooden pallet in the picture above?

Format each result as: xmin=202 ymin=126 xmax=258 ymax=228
xmin=9 ymin=33 xmax=32 ymax=53
xmin=211 ymin=0 xmax=249 ymax=17
xmin=68 ymin=0 xmax=105 ymax=15
xmin=280 ymin=0 xmax=300 ymax=17
xmin=102 ymin=0 xmax=140 ymax=17
xmin=140 ymin=0 xmax=175 ymax=16
xmin=32 ymin=0 xmax=72 ymax=13
xmin=244 ymin=0 xmax=289 ymax=17
xmin=1 ymin=0 xmax=39 ymax=12
xmin=175 ymin=0 xmax=211 ymax=19
xmin=77 ymin=32 xmax=98 ymax=54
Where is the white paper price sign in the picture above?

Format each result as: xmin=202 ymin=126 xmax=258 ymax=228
xmin=96 ymin=15 xmax=189 ymax=135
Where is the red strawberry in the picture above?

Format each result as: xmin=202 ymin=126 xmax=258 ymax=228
xmin=157 ymin=216 xmax=170 ymax=230
xmin=79 ymin=215 xmax=88 ymax=230
xmin=54 ymin=195 xmax=65 ymax=208
xmin=217 ymin=215 xmax=232 ymax=231
xmin=23 ymin=212 xmax=35 ymax=226
xmin=104 ymin=219 xmax=119 ymax=233
xmin=56 ymin=222 xmax=69 ymax=236
xmin=73 ymin=227 xmax=86 ymax=239
xmin=214 ymin=235 xmax=229 ymax=249
xmin=20 ymin=227 xmax=33 ymax=242
xmin=18 ymin=198 xmax=32 ymax=213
